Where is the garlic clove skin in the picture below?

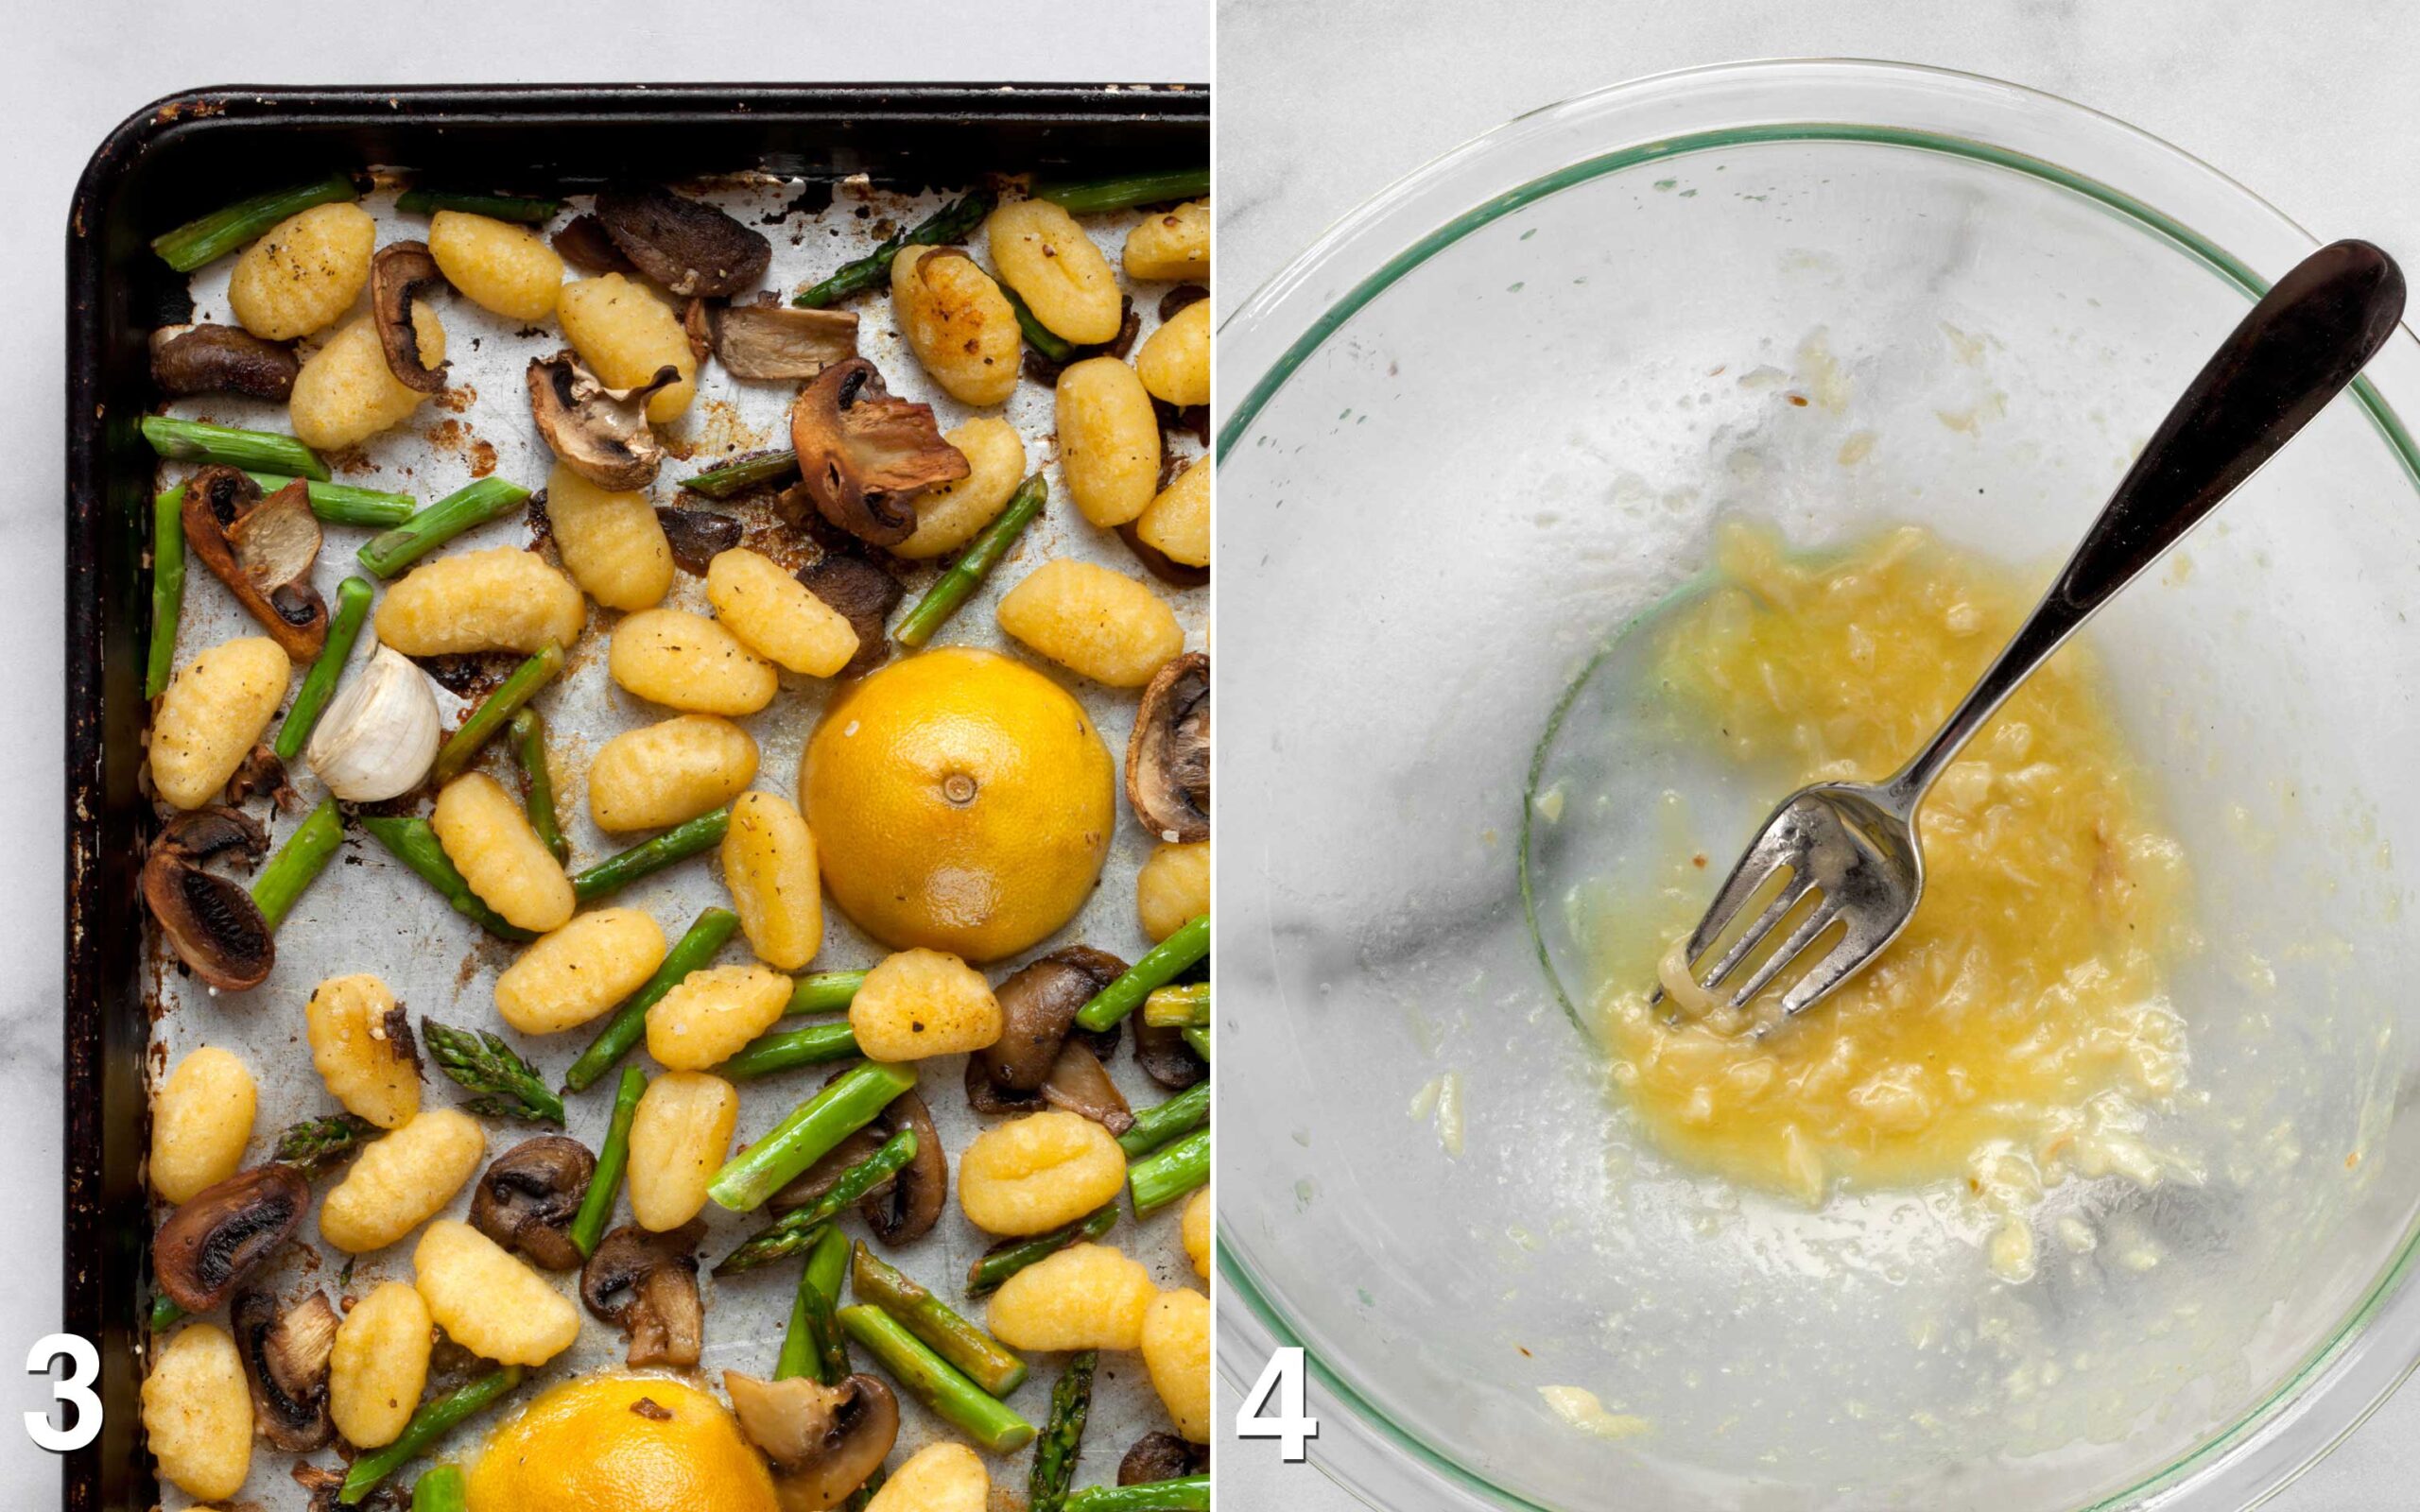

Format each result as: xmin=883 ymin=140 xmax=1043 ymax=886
xmin=306 ymin=644 xmax=441 ymax=801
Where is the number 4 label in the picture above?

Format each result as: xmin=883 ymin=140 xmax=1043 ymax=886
xmin=1236 ymin=1345 xmax=1318 ymax=1461
xmin=26 ymin=1334 xmax=100 ymax=1452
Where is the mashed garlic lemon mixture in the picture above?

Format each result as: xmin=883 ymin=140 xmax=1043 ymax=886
xmin=1591 ymin=524 xmax=2199 ymax=1278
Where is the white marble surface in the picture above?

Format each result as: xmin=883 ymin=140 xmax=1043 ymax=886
xmin=1 ymin=1 xmax=1201 ymax=1500
xmin=1212 ymin=1 xmax=2420 ymax=1508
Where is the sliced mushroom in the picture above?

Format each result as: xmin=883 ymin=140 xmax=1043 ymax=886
xmin=581 ymin=1222 xmax=705 ymax=1366
xmin=1135 ymin=1017 xmax=1208 ymax=1091
xmin=179 ymin=468 xmax=328 ymax=661
xmin=1119 ymin=520 xmax=1210 ymax=591
xmin=973 ymin=947 xmax=1131 ymax=1099
xmin=788 ymin=358 xmax=968 ymax=546
xmin=794 ymin=552 xmax=903 ymax=679
xmin=150 ymin=324 xmax=299 ymax=400
xmin=1127 ymin=652 xmax=1209 ymax=843
xmin=233 ymin=1289 xmax=336 ymax=1452
xmin=726 ymin=1370 xmax=900 ymax=1512
xmin=596 ymin=185 xmax=772 ymax=298
xmin=153 ymin=1164 xmax=310 ymax=1314
xmin=1041 ymin=1040 xmax=1134 ymax=1135
xmin=1120 ymin=1431 xmax=1209 ymax=1485
xmin=553 ymin=213 xmax=634 ymax=274
xmin=371 ymin=241 xmax=449 ymax=393
xmin=142 ymin=805 xmax=274 ymax=991
xmin=769 ymin=1125 xmax=892 ymax=1214
xmin=656 ymin=507 xmax=745 ymax=575
xmin=305 ymin=644 xmax=441 ymax=802
xmin=861 ymin=1086 xmax=946 ymax=1246
xmin=526 ymin=352 xmax=680 ymax=490
xmin=225 ymin=743 xmax=298 ymax=811
xmin=470 ymin=1136 xmax=596 ymax=1271
xmin=703 ymin=302 xmax=860 ymax=381
xmin=1157 ymin=284 xmax=1210 ymax=321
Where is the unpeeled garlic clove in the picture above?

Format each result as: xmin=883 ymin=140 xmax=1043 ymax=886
xmin=306 ymin=645 xmax=441 ymax=801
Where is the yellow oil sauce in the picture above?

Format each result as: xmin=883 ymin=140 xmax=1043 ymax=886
xmin=1591 ymin=524 xmax=2192 ymax=1246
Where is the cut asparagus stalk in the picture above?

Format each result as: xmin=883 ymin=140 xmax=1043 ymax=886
xmin=1128 ymin=1127 xmax=1208 ymax=1216
xmin=431 ymin=644 xmax=563 ymax=782
xmin=562 ymin=907 xmax=736 ymax=1091
xmin=147 ymin=1295 xmax=184 ymax=1332
xmin=1074 ymin=914 xmax=1208 ymax=1031
xmin=141 ymin=415 xmax=328 ymax=481
xmin=716 ymin=1131 xmax=918 ymax=1275
xmin=1029 ymin=169 xmax=1210 ymax=215
xmin=569 ymin=1066 xmax=645 ymax=1258
xmin=1181 ymin=1025 xmax=1211 ymax=1060
xmin=679 ymin=450 xmax=800 ymax=499
xmin=244 ymin=473 xmax=415 ymax=528
xmin=251 ymin=797 xmax=344 ymax=930
xmin=337 ymin=1366 xmax=522 ymax=1503
xmin=410 ymin=1464 xmax=468 ymax=1512
xmin=147 ymin=485 xmax=186 ymax=698
xmin=359 ymin=816 xmax=534 ymax=942
xmin=357 ymin=477 xmax=532 ymax=578
xmin=1028 ymin=1351 xmax=1098 ymax=1512
xmin=793 ymin=193 xmax=994 ymax=307
xmin=776 ymin=1224 xmax=854 ymax=1386
xmin=395 ymin=188 xmax=562 ymax=223
xmin=708 ymin=1064 xmax=918 ymax=1214
xmin=1117 ymin=1082 xmax=1209 ymax=1159
xmin=851 ymin=1241 xmax=1027 ymax=1396
xmin=894 ymin=474 xmax=1047 ymax=648
xmin=568 ymin=805 xmax=730 ymax=902
xmin=272 ymin=1112 xmax=377 ymax=1176
xmin=787 ymin=971 xmax=868 ymax=1016
xmin=150 ymin=172 xmax=359 ymax=271
xmin=1000 ymin=283 xmax=1077 ymax=362
xmin=422 ymin=1017 xmax=563 ymax=1125
xmin=718 ymin=1020 xmax=861 ymax=1081
xmin=509 ymin=709 xmax=568 ymax=864
xmin=965 ymin=1206 xmax=1118 ymax=1298
xmin=1063 ymin=1476 xmax=1210 ymax=1512
xmin=273 ymin=576 xmax=373 ymax=762
xmin=837 ymin=1304 xmax=1036 ymax=1454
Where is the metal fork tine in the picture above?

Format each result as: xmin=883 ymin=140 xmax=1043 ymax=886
xmin=1690 ymin=866 xmax=1816 ymax=995
xmin=1778 ymin=929 xmax=1879 ymax=1017
xmin=1721 ymin=895 xmax=1844 ymax=1010
xmin=1684 ymin=822 xmax=1805 ymax=966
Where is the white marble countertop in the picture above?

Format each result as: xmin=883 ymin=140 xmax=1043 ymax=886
xmin=1213 ymin=1 xmax=2420 ymax=1508
xmin=2 ymin=1 xmax=1201 ymax=1501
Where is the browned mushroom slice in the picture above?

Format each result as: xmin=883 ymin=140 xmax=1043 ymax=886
xmin=150 ymin=324 xmax=299 ymax=400
xmin=1120 ymin=1431 xmax=1210 ymax=1485
xmin=143 ymin=805 xmax=274 ymax=991
xmin=789 ymin=358 xmax=968 ymax=547
xmin=371 ymin=241 xmax=449 ymax=393
xmin=1041 ymin=1040 xmax=1134 ymax=1135
xmin=581 ymin=1222 xmax=705 ymax=1366
xmin=153 ymin=1165 xmax=310 ymax=1314
xmin=656 ymin=507 xmax=745 ymax=575
xmin=971 ymin=947 xmax=1130 ymax=1103
xmin=553 ymin=213 xmax=634 ymax=274
xmin=1157 ymin=284 xmax=1209 ymax=321
xmin=795 ymin=552 xmax=904 ymax=679
xmin=863 ymin=1087 xmax=947 ymax=1246
xmin=704 ymin=302 xmax=860 ymax=382
xmin=596 ymin=186 xmax=772 ymax=298
xmin=1119 ymin=520 xmax=1210 ymax=591
xmin=1127 ymin=652 xmax=1209 ymax=844
xmin=726 ymin=1370 xmax=900 ymax=1511
xmin=180 ymin=467 xmax=328 ymax=661
xmin=233 ymin=1289 xmax=336 ymax=1452
xmin=470 ymin=1136 xmax=596 ymax=1271
xmin=769 ymin=1125 xmax=893 ymax=1213
xmin=1135 ymin=1018 xmax=1206 ymax=1091
xmin=527 ymin=353 xmax=680 ymax=490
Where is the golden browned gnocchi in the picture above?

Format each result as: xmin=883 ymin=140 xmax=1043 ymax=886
xmin=289 ymin=304 xmax=448 ymax=451
xmin=319 ymin=1108 xmax=486 ymax=1254
xmin=150 ymin=636 xmax=290 ymax=810
xmin=375 ymin=547 xmax=586 ymax=657
xmin=984 ymin=1242 xmax=1158 ymax=1350
xmin=719 ymin=791 xmax=823 ymax=971
xmin=433 ymin=772 xmax=576 ymax=934
xmin=610 ymin=608 xmax=778 ymax=715
xmin=148 ymin=1047 xmax=255 ymax=1205
xmin=897 ymin=418 xmax=1028 ymax=559
xmin=556 ymin=273 xmax=696 ymax=422
xmin=647 ymin=962 xmax=791 ymax=1071
xmin=1141 ymin=1287 xmax=1212 ymax=1442
xmin=1056 ymin=356 xmax=1162 ymax=527
xmin=544 ymin=461 xmax=673 ymax=611
xmin=493 ymin=907 xmax=668 ymax=1035
xmin=412 ymin=1218 xmax=581 ymax=1366
xmin=1134 ymin=299 xmax=1210 ymax=407
xmin=958 ymin=1109 xmax=1128 ymax=1235
xmin=704 ymin=549 xmax=859 ymax=679
xmin=986 ymin=199 xmax=1123 ymax=344
xmin=1182 ymin=1187 xmax=1211 ymax=1277
xmin=627 ymin=1070 xmax=738 ymax=1231
xmin=848 ymin=947 xmax=1001 ymax=1061
xmin=427 ymin=209 xmax=564 ymax=321
xmin=1123 ymin=199 xmax=1211 ymax=283
xmin=305 ymin=972 xmax=422 ymax=1129
xmin=588 ymin=714 xmax=759 ymax=833
xmin=1134 ymin=457 xmax=1209 ymax=570
xmin=1136 ymin=841 xmax=1210 ymax=942
xmin=328 ymin=1280 xmax=432 ymax=1450
xmin=997 ymin=558 xmax=1184 ymax=688
xmin=140 ymin=1324 xmax=252 ymax=1502
xmin=891 ymin=245 xmax=1021 ymax=405
xmin=865 ymin=1442 xmax=990 ymax=1512
xmin=227 ymin=201 xmax=375 ymax=340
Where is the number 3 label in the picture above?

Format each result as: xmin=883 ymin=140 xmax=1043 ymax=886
xmin=25 ymin=1334 xmax=100 ymax=1452
xmin=1236 ymin=1345 xmax=1318 ymax=1461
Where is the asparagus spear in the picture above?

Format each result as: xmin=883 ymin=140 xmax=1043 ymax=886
xmin=395 ymin=188 xmax=562 ymax=223
xmin=679 ymin=450 xmax=800 ymax=499
xmin=719 ymin=1020 xmax=861 ymax=1081
xmin=432 ymin=644 xmax=563 ymax=782
xmin=273 ymin=576 xmax=373 ymax=762
xmin=894 ymin=474 xmax=1047 ymax=649
xmin=141 ymin=415 xmax=328 ymax=481
xmin=147 ymin=485 xmax=185 ymax=698
xmin=422 ymin=1017 xmax=563 ymax=1125
xmin=793 ymin=193 xmax=994 ymax=308
xmin=1182 ymin=1025 xmax=1211 ymax=1061
xmin=251 ymin=798 xmax=344 ymax=929
xmin=151 ymin=172 xmax=359 ymax=271
xmin=1028 ymin=1351 xmax=1098 ymax=1512
xmin=999 ymin=283 xmax=1078 ymax=363
xmin=787 ymin=971 xmax=868 ymax=1016
xmin=360 ymin=816 xmax=534 ymax=942
xmin=1074 ymin=915 xmax=1208 ymax=1032
xmin=852 ymin=1242 xmax=1027 ymax=1396
xmin=1030 ymin=168 xmax=1210 ymax=215
xmin=1117 ymin=1082 xmax=1209 ymax=1159
xmin=562 ymin=907 xmax=736 ymax=1091
xmin=337 ymin=1366 xmax=522 ymax=1503
xmin=568 ymin=806 xmax=730 ymax=902
xmin=1142 ymin=982 xmax=1209 ymax=1029
xmin=148 ymin=1296 xmax=184 ymax=1332
xmin=569 ymin=1067 xmax=646 ymax=1259
xmin=1128 ymin=1127 xmax=1208 ymax=1216
xmin=838 ymin=1304 xmax=1035 ymax=1453
xmin=707 ymin=1062 xmax=918 ymax=1213
xmin=410 ymin=1464 xmax=468 ymax=1512
xmin=509 ymin=709 xmax=568 ymax=863
xmin=1063 ymin=1476 xmax=1210 ymax=1512
xmin=965 ymin=1206 xmax=1118 ymax=1298
xmin=357 ymin=477 xmax=532 ymax=578
xmin=244 ymin=473 xmax=416 ymax=528
xmin=716 ymin=1131 xmax=919 ymax=1275
xmin=777 ymin=1224 xmax=854 ymax=1385
xmin=273 ymin=1112 xmax=378 ymax=1176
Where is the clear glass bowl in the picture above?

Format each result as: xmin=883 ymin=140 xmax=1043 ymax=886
xmin=1215 ymin=60 xmax=2420 ymax=1511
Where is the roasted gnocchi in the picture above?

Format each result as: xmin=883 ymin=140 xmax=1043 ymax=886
xmin=150 ymin=636 xmax=290 ymax=810
xmin=705 ymin=548 xmax=859 ymax=678
xmin=289 ymin=304 xmax=448 ymax=450
xmin=544 ymin=461 xmax=674 ymax=611
xmin=610 ymin=608 xmax=779 ymax=715
xmin=958 ymin=1109 xmax=1128 ymax=1235
xmin=413 ymin=1218 xmax=581 ymax=1366
xmin=627 ymin=1070 xmax=738 ymax=1231
xmin=557 ymin=273 xmax=696 ymax=422
xmin=1141 ymin=1287 xmax=1213 ymax=1442
xmin=719 ymin=791 xmax=823 ymax=971
xmin=997 ymin=558 xmax=1184 ymax=687
xmin=493 ymin=907 xmax=668 ymax=1035
xmin=1134 ymin=457 xmax=1209 ymax=569
xmin=1122 ymin=199 xmax=1211 ymax=283
xmin=866 ymin=1442 xmax=990 ymax=1512
xmin=984 ymin=1242 xmax=1158 ymax=1350
xmin=374 ymin=547 xmax=586 ymax=657
xmin=304 ymin=972 xmax=422 ymax=1128
xmin=849 ymin=948 xmax=1002 ymax=1061
xmin=227 ymin=201 xmax=375 ymax=340
xmin=1136 ymin=841 xmax=1210 ymax=942
xmin=1134 ymin=298 xmax=1209 ymax=406
xmin=427 ymin=209 xmax=564 ymax=321
xmin=646 ymin=962 xmax=791 ymax=1071
xmin=1055 ymin=356 xmax=1162 ymax=527
xmin=588 ymin=714 xmax=759 ymax=833
xmin=897 ymin=417 xmax=1028 ymax=559
xmin=140 ymin=1324 xmax=252 ymax=1502
xmin=986 ymin=199 xmax=1123 ymax=344
xmin=328 ymin=1280 xmax=432 ymax=1450
xmin=433 ymin=771 xmax=577 ymax=933
xmin=1182 ymin=1187 xmax=1211 ymax=1277
xmin=148 ymin=1047 xmax=255 ymax=1205
xmin=319 ymin=1107 xmax=486 ymax=1254
xmin=892 ymin=245 xmax=1021 ymax=405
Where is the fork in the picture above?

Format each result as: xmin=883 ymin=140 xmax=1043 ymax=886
xmin=1661 ymin=239 xmax=2407 ymax=1020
